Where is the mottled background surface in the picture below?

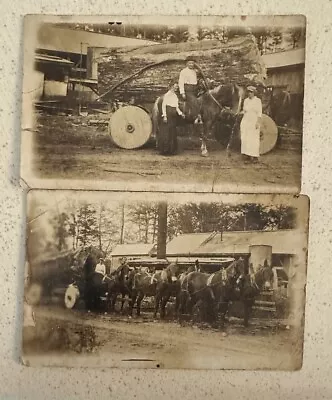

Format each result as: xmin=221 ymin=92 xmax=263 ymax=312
xmin=1 ymin=1 xmax=332 ymax=399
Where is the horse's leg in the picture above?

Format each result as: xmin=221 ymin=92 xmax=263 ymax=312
xmin=218 ymin=299 xmax=229 ymax=327
xmin=243 ymin=300 xmax=250 ymax=327
xmin=120 ymin=292 xmax=126 ymax=313
xmin=175 ymin=290 xmax=181 ymax=318
xmin=160 ymin=291 xmax=171 ymax=320
xmin=129 ymin=291 xmax=137 ymax=317
xmin=200 ymin=118 xmax=212 ymax=157
xmin=244 ymin=299 xmax=254 ymax=327
xmin=136 ymin=292 xmax=144 ymax=317
xmin=111 ymin=293 xmax=118 ymax=313
xmin=154 ymin=290 xmax=162 ymax=319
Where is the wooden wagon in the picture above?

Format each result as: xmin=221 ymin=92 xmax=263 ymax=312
xmin=96 ymin=35 xmax=279 ymax=154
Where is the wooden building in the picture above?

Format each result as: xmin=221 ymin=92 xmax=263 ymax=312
xmin=262 ymin=48 xmax=305 ymax=129
xmin=262 ymin=48 xmax=305 ymax=93
xmin=34 ymin=24 xmax=156 ymax=105
xmin=165 ymin=229 xmax=305 ymax=277
xmin=110 ymin=243 xmax=156 ymax=269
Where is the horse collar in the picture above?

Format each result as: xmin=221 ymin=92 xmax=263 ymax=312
xmin=251 ymin=275 xmax=260 ymax=290
xmin=207 ymin=272 xmax=216 ymax=286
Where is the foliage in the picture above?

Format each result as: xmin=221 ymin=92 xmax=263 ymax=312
xmin=32 ymin=200 xmax=296 ymax=257
xmin=55 ymin=23 xmax=305 ymax=53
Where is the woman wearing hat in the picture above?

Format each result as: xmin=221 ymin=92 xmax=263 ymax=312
xmin=240 ymin=86 xmax=263 ymax=163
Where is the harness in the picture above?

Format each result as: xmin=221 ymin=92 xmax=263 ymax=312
xmin=150 ymin=272 xmax=158 ymax=285
xmin=250 ymin=274 xmax=260 ymax=291
xmin=206 ymin=272 xmax=216 ymax=286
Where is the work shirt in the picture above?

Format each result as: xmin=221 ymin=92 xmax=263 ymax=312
xmin=178 ymin=67 xmax=198 ymax=95
xmin=95 ymin=262 xmax=106 ymax=275
xmin=162 ymin=90 xmax=183 ymax=118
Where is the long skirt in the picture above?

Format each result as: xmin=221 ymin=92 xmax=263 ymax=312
xmin=240 ymin=113 xmax=260 ymax=157
xmin=158 ymin=106 xmax=178 ymax=155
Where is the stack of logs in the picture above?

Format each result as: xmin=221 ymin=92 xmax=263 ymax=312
xmin=97 ymin=35 xmax=267 ymax=107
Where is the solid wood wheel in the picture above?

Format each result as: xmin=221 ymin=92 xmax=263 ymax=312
xmin=109 ymin=106 xmax=152 ymax=149
xmin=64 ymin=284 xmax=80 ymax=309
xmin=259 ymin=114 xmax=278 ymax=155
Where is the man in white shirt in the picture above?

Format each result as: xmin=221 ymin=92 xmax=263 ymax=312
xmin=158 ymin=82 xmax=185 ymax=155
xmin=178 ymin=58 xmax=202 ymax=123
xmin=95 ymin=258 xmax=106 ymax=276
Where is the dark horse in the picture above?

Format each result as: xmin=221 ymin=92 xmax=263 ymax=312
xmin=71 ymin=246 xmax=107 ymax=311
xmin=237 ymin=261 xmax=274 ymax=326
xmin=130 ymin=262 xmax=181 ymax=319
xmin=152 ymin=83 xmax=245 ymax=156
xmin=177 ymin=258 xmax=245 ymax=323
xmin=103 ymin=264 xmax=132 ymax=313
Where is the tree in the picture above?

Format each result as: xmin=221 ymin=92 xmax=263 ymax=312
xmin=166 ymin=202 xmax=296 ymax=240
xmin=285 ymin=27 xmax=305 ymax=49
xmin=73 ymin=203 xmax=99 ymax=248
xmin=127 ymin=202 xmax=159 ymax=243
xmin=50 ymin=212 xmax=70 ymax=251
xmin=157 ymin=202 xmax=168 ymax=259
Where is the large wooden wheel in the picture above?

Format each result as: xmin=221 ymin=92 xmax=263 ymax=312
xmin=64 ymin=284 xmax=80 ymax=309
xmin=215 ymin=113 xmax=278 ymax=154
xmin=109 ymin=105 xmax=152 ymax=149
xmin=259 ymin=114 xmax=278 ymax=155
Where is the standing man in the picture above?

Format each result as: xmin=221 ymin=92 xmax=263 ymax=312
xmin=178 ymin=57 xmax=202 ymax=123
xmin=240 ymin=86 xmax=263 ymax=163
xmin=95 ymin=258 xmax=106 ymax=276
xmin=159 ymin=82 xmax=185 ymax=155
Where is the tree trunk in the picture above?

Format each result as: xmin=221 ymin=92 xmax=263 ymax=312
xmin=152 ymin=211 xmax=157 ymax=243
xmin=144 ymin=211 xmax=149 ymax=244
xmin=120 ymin=204 xmax=125 ymax=244
xmin=98 ymin=206 xmax=103 ymax=251
xmin=157 ymin=202 xmax=167 ymax=259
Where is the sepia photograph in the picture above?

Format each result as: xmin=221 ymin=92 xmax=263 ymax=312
xmin=23 ymin=191 xmax=309 ymax=370
xmin=21 ymin=15 xmax=305 ymax=192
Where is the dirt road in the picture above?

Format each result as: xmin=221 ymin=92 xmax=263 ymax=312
xmin=31 ymin=115 xmax=301 ymax=192
xmin=23 ymin=306 xmax=301 ymax=370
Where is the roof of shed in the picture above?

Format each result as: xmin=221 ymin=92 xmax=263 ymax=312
xmin=262 ymin=48 xmax=305 ymax=69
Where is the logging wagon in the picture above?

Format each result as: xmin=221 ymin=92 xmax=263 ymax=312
xmin=96 ymin=35 xmax=279 ymax=154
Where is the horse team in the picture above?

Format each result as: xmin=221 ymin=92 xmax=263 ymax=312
xmin=86 ymin=257 xmax=274 ymax=328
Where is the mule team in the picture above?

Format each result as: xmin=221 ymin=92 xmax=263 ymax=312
xmin=87 ymin=256 xmax=274 ymax=328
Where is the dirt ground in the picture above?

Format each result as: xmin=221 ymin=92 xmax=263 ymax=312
xmin=22 ymin=305 xmax=302 ymax=370
xmin=31 ymin=114 xmax=302 ymax=192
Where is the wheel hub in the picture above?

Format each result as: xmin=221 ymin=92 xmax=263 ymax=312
xmin=126 ymin=123 xmax=135 ymax=133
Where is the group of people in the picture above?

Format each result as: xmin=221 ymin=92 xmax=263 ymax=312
xmin=159 ymin=57 xmax=263 ymax=163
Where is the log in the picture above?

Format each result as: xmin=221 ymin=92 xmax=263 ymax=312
xmin=97 ymin=35 xmax=266 ymax=107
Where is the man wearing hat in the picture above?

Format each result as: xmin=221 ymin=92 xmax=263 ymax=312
xmin=240 ymin=86 xmax=263 ymax=163
xmin=178 ymin=57 xmax=202 ymax=123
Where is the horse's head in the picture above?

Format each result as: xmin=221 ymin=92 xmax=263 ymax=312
xmin=117 ymin=264 xmax=131 ymax=286
xmin=211 ymin=83 xmax=245 ymax=115
xmin=230 ymin=84 xmax=245 ymax=115
xmin=165 ymin=262 xmax=181 ymax=283
xmin=254 ymin=261 xmax=274 ymax=291
xmin=225 ymin=257 xmax=245 ymax=281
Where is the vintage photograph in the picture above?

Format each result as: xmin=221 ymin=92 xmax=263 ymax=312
xmin=23 ymin=191 xmax=309 ymax=370
xmin=21 ymin=15 xmax=305 ymax=192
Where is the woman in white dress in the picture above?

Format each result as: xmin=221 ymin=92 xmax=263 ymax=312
xmin=240 ymin=86 xmax=262 ymax=163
